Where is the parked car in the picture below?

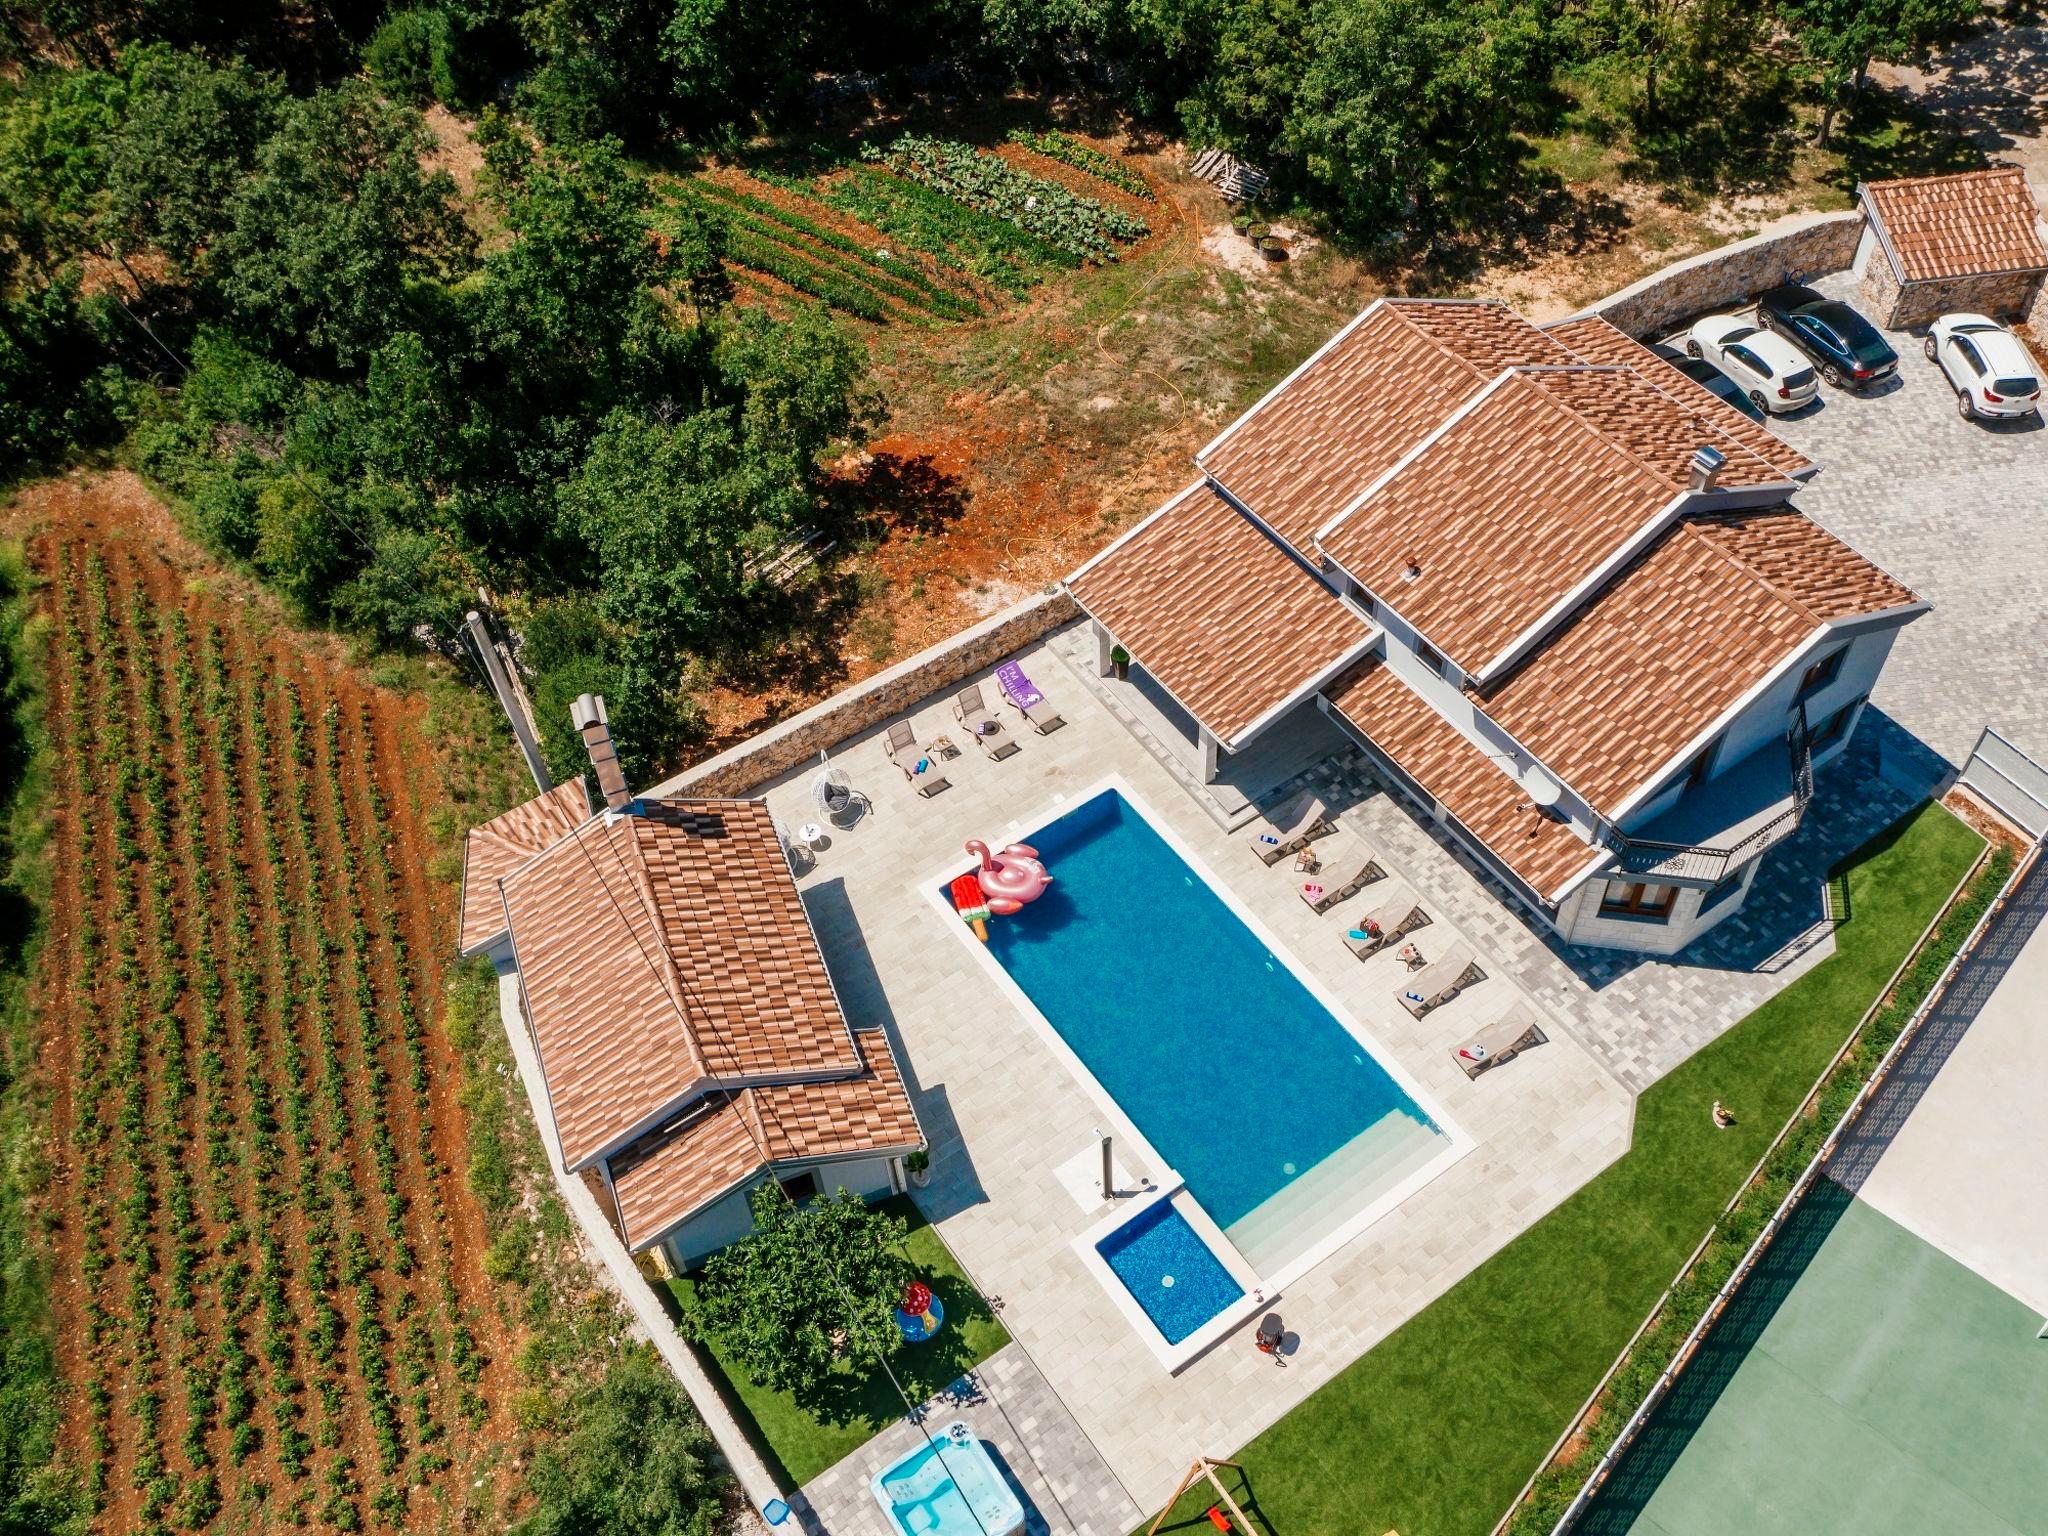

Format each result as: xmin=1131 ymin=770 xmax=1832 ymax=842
xmin=1756 ymin=284 xmax=1899 ymax=389
xmin=1684 ymin=315 xmax=1819 ymax=415
xmin=1924 ymin=313 xmax=2043 ymax=421
xmin=1661 ymin=353 xmax=1769 ymax=421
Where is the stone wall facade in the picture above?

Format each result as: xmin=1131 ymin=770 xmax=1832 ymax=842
xmin=652 ymin=588 xmax=1080 ymax=799
xmin=1579 ymin=210 xmax=1866 ymax=338
xmin=1862 ymin=261 xmax=2046 ymax=330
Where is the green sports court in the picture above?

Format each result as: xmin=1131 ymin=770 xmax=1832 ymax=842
xmin=1587 ymin=889 xmax=2048 ymax=1536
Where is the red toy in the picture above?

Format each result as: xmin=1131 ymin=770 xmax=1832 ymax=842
xmin=1205 ymin=1508 xmax=1233 ymax=1533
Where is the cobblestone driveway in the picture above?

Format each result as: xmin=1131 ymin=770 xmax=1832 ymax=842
xmin=1730 ymin=270 xmax=2048 ymax=767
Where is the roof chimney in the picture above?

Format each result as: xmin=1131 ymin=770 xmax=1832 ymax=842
xmin=571 ymin=693 xmax=631 ymax=810
xmin=1688 ymin=444 xmax=1727 ymax=494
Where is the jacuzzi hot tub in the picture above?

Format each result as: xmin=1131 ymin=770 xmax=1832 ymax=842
xmin=868 ymin=1421 xmax=1026 ymax=1536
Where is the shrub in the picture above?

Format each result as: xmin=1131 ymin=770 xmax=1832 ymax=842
xmin=364 ymin=10 xmax=455 ymax=108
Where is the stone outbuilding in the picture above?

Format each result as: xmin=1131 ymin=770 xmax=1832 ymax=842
xmin=1854 ymin=167 xmax=2048 ymax=329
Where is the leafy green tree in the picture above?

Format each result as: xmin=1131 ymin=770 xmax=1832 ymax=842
xmin=514 ymin=1348 xmax=723 ymax=1536
xmin=1776 ymin=0 xmax=1977 ymax=142
xmin=214 ymin=81 xmax=472 ymax=367
xmin=252 ymin=473 xmax=352 ymax=615
xmin=685 ymin=1186 xmax=914 ymax=1400
xmin=0 ymin=65 xmax=124 ymax=282
xmin=0 ymin=274 xmax=122 ymax=478
xmin=1282 ymin=0 xmax=1547 ymax=237
xmin=104 ymin=48 xmax=282 ymax=281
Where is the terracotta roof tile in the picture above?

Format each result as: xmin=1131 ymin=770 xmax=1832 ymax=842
xmin=1384 ymin=299 xmax=1581 ymax=372
xmin=1324 ymin=656 xmax=1596 ymax=899
xmin=1198 ymin=303 xmax=1493 ymax=551
xmin=1543 ymin=316 xmax=1815 ymax=481
xmin=1316 ymin=370 xmax=1678 ymax=672
xmin=459 ymin=780 xmax=591 ymax=954
xmin=609 ymin=1030 xmax=922 ymax=1252
xmin=1863 ymin=167 xmax=2048 ymax=282
xmin=1479 ymin=520 xmax=1822 ymax=816
xmin=1520 ymin=365 xmax=1787 ymax=489
xmin=1067 ymin=481 xmax=1372 ymax=745
xmin=1686 ymin=504 xmax=1919 ymax=622
xmin=500 ymin=798 xmax=859 ymax=1169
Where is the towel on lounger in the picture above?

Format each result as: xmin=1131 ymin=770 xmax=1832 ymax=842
xmin=995 ymin=659 xmax=1045 ymax=711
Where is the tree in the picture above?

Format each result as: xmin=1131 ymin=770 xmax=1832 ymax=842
xmin=513 ymin=1348 xmax=725 ymax=1536
xmin=1282 ymin=0 xmax=1548 ymax=238
xmin=684 ymin=1185 xmax=914 ymax=1401
xmin=214 ymin=81 xmax=472 ymax=368
xmin=104 ymin=48 xmax=282 ymax=282
xmin=1777 ymin=0 xmax=1977 ymax=143
xmin=0 ymin=65 xmax=124 ymax=283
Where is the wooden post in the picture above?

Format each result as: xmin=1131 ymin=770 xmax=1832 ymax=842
xmin=1147 ymin=1457 xmax=1250 ymax=1536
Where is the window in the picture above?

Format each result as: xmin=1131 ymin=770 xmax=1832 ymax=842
xmin=1699 ymin=868 xmax=1747 ymax=916
xmin=1346 ymin=579 xmax=1377 ymax=618
xmin=1797 ymin=647 xmax=1845 ymax=700
xmin=777 ymin=1168 xmax=820 ymax=1203
xmin=1726 ymin=343 xmax=1772 ymax=380
xmin=1414 ymin=638 xmax=1447 ymax=677
xmin=1600 ymin=880 xmax=1676 ymax=922
xmin=1807 ymin=697 xmax=1862 ymax=751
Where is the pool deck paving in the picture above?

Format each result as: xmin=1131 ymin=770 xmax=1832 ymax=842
xmin=693 ymin=624 xmax=1932 ymax=1527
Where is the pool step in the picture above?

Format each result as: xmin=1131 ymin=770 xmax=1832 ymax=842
xmin=1225 ymin=1109 xmax=1447 ymax=1276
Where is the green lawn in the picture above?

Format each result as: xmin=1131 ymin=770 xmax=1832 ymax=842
xmin=1147 ymin=802 xmax=1984 ymax=1536
xmin=664 ymin=1194 xmax=1011 ymax=1488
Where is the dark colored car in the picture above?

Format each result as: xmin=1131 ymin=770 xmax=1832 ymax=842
xmin=1756 ymin=284 xmax=1899 ymax=389
xmin=1666 ymin=354 xmax=1768 ymax=422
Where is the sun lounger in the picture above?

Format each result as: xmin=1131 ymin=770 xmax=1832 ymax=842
xmin=1297 ymin=837 xmax=1384 ymax=913
xmin=995 ymin=660 xmax=1065 ymax=735
xmin=953 ymin=684 xmax=1021 ymax=761
xmin=1245 ymin=790 xmax=1333 ymax=864
xmin=1396 ymin=942 xmax=1482 ymax=1018
xmin=1340 ymin=881 xmax=1423 ymax=958
xmin=884 ymin=720 xmax=950 ymax=797
xmin=1451 ymin=1004 xmax=1546 ymax=1079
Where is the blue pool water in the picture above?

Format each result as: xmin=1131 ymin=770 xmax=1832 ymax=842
xmin=974 ymin=790 xmax=1445 ymax=1269
xmin=872 ymin=1426 xmax=1026 ymax=1536
xmin=1098 ymin=1199 xmax=1244 ymax=1344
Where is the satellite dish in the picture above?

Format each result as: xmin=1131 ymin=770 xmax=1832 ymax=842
xmin=1519 ymin=764 xmax=1564 ymax=809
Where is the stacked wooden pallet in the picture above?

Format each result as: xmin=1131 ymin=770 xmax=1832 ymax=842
xmin=1188 ymin=148 xmax=1270 ymax=203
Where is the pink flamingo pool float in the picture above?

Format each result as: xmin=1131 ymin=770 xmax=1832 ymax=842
xmin=959 ymin=838 xmax=1053 ymax=933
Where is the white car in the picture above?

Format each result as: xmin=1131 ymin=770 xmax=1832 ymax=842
xmin=1923 ymin=313 xmax=2042 ymax=421
xmin=1685 ymin=314 xmax=1819 ymax=415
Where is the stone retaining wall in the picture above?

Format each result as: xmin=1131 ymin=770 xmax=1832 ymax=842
xmin=1576 ymin=210 xmax=1866 ymax=338
xmin=653 ymin=588 xmax=1080 ymax=799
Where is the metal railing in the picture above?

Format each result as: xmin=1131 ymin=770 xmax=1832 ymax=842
xmin=1609 ymin=713 xmax=1813 ymax=884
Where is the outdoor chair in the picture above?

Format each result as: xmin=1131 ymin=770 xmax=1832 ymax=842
xmin=1340 ymin=880 xmax=1422 ymax=959
xmin=812 ymin=762 xmax=871 ymax=827
xmin=995 ymin=659 xmax=1065 ymax=735
xmin=953 ymin=684 xmax=1021 ymax=761
xmin=1451 ymin=1004 xmax=1546 ymax=1079
xmin=1396 ymin=942 xmax=1483 ymax=1018
xmin=1296 ymin=837 xmax=1384 ymax=913
xmin=884 ymin=720 xmax=950 ymax=798
xmin=1245 ymin=789 xmax=1333 ymax=864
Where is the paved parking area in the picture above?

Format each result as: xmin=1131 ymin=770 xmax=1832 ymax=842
xmin=1690 ymin=269 xmax=2048 ymax=769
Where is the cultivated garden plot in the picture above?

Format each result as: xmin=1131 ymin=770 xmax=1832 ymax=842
xmin=33 ymin=526 xmax=521 ymax=1532
xmin=658 ymin=129 xmax=1160 ymax=327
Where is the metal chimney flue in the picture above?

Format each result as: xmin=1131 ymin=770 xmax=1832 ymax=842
xmin=1688 ymin=444 xmax=1727 ymax=494
xmin=571 ymin=693 xmax=631 ymax=809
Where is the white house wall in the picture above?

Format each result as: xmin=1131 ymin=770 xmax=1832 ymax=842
xmin=657 ymin=1155 xmax=904 ymax=1272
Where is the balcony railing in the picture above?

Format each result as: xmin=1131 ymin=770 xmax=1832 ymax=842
xmin=1610 ymin=711 xmax=1814 ymax=885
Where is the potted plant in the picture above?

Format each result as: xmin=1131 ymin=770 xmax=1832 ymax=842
xmin=906 ymin=1148 xmax=931 ymax=1189
xmin=1258 ymin=234 xmax=1288 ymax=262
xmin=1245 ymin=221 xmax=1270 ymax=242
xmin=1231 ymin=211 xmax=1253 ymax=235
xmin=1109 ymin=644 xmax=1130 ymax=681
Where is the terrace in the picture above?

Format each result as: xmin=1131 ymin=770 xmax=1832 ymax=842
xmin=644 ymin=608 xmax=1932 ymax=1529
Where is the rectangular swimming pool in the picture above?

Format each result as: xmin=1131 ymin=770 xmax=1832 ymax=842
xmin=1097 ymin=1197 xmax=1245 ymax=1345
xmin=969 ymin=787 xmax=1454 ymax=1278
